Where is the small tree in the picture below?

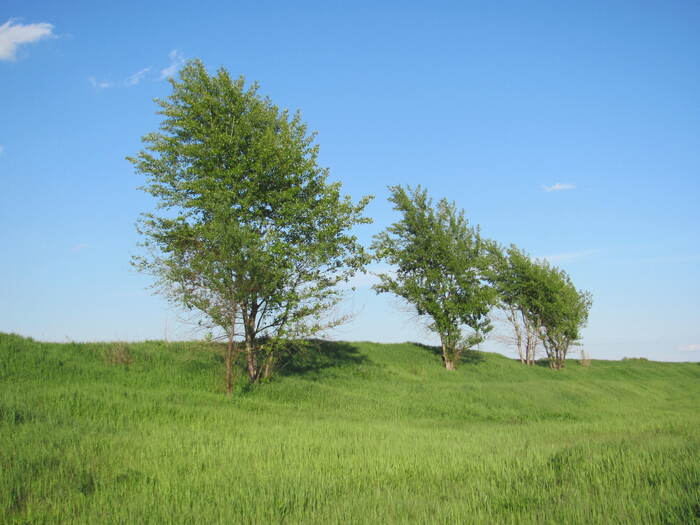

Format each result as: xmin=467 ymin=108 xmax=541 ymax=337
xmin=129 ymin=60 xmax=372 ymax=393
xmin=524 ymin=261 xmax=592 ymax=369
xmin=488 ymin=244 xmax=541 ymax=365
xmin=372 ymin=186 xmax=496 ymax=370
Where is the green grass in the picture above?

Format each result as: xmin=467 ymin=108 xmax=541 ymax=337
xmin=1 ymin=332 xmax=699 ymax=524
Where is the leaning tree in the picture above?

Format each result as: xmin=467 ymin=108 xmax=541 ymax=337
xmin=488 ymin=244 xmax=541 ymax=365
xmin=372 ymin=185 xmax=496 ymax=370
xmin=129 ymin=59 xmax=372 ymax=394
xmin=525 ymin=261 xmax=592 ymax=369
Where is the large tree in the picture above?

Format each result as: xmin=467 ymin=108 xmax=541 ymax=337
xmin=128 ymin=60 xmax=372 ymax=393
xmin=372 ymin=186 xmax=496 ymax=370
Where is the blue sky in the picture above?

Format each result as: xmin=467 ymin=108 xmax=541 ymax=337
xmin=1 ymin=1 xmax=698 ymax=361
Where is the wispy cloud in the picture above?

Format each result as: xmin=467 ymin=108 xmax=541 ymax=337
xmin=0 ymin=145 xmax=4 ymax=156
xmin=160 ymin=49 xmax=185 ymax=80
xmin=72 ymin=243 xmax=89 ymax=252
xmin=0 ymin=19 xmax=54 ymax=60
xmin=541 ymin=249 xmax=597 ymax=264
xmin=543 ymin=182 xmax=576 ymax=192
xmin=678 ymin=344 xmax=700 ymax=352
xmin=88 ymin=77 xmax=113 ymax=90
xmin=90 ymin=50 xmax=181 ymax=91
xmin=90 ymin=66 xmax=153 ymax=90
xmin=125 ymin=66 xmax=152 ymax=86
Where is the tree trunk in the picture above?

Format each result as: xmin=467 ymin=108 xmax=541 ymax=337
xmin=549 ymin=351 xmax=564 ymax=370
xmin=526 ymin=333 xmax=535 ymax=365
xmin=225 ymin=306 xmax=238 ymax=395
xmin=527 ymin=318 xmax=541 ymax=366
xmin=242 ymin=307 xmax=259 ymax=383
xmin=245 ymin=333 xmax=257 ymax=383
xmin=259 ymin=340 xmax=275 ymax=380
xmin=510 ymin=306 xmax=525 ymax=364
xmin=262 ymin=353 xmax=274 ymax=380
xmin=522 ymin=311 xmax=533 ymax=365
xmin=441 ymin=340 xmax=457 ymax=371
xmin=225 ymin=337 xmax=234 ymax=396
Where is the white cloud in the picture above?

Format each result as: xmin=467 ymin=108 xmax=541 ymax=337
xmin=88 ymin=50 xmax=181 ymax=89
xmin=0 ymin=145 xmax=4 ymax=156
xmin=543 ymin=182 xmax=576 ymax=192
xmin=0 ymin=19 xmax=54 ymax=60
xmin=88 ymin=77 xmax=113 ymax=90
xmin=160 ymin=49 xmax=185 ymax=80
xmin=540 ymin=249 xmax=597 ymax=264
xmin=90 ymin=67 xmax=152 ymax=90
xmin=125 ymin=66 xmax=152 ymax=86
xmin=678 ymin=344 xmax=700 ymax=352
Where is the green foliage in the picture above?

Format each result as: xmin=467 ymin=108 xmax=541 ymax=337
xmin=522 ymin=260 xmax=592 ymax=369
xmin=372 ymin=185 xmax=496 ymax=369
xmin=128 ymin=59 xmax=372 ymax=383
xmin=1 ymin=333 xmax=699 ymax=523
xmin=488 ymin=244 xmax=541 ymax=365
xmin=489 ymin=244 xmax=533 ymax=310
xmin=489 ymin=244 xmax=592 ymax=369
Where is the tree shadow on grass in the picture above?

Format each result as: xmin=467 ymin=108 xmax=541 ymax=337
xmin=409 ymin=342 xmax=486 ymax=366
xmin=276 ymin=339 xmax=368 ymax=378
xmin=534 ymin=359 xmax=553 ymax=368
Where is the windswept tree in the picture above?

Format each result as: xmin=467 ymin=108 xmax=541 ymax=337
xmin=526 ymin=261 xmax=592 ymax=369
xmin=488 ymin=243 xmax=592 ymax=369
xmin=372 ymin=186 xmax=496 ymax=370
xmin=489 ymin=244 xmax=541 ymax=365
xmin=129 ymin=59 xmax=372 ymax=394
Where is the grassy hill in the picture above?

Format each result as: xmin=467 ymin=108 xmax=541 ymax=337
xmin=1 ymin=332 xmax=699 ymax=523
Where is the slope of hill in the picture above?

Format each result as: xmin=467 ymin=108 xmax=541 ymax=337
xmin=1 ymin=333 xmax=699 ymax=523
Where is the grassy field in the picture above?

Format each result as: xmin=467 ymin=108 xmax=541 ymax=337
xmin=1 ymin=332 xmax=699 ymax=524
